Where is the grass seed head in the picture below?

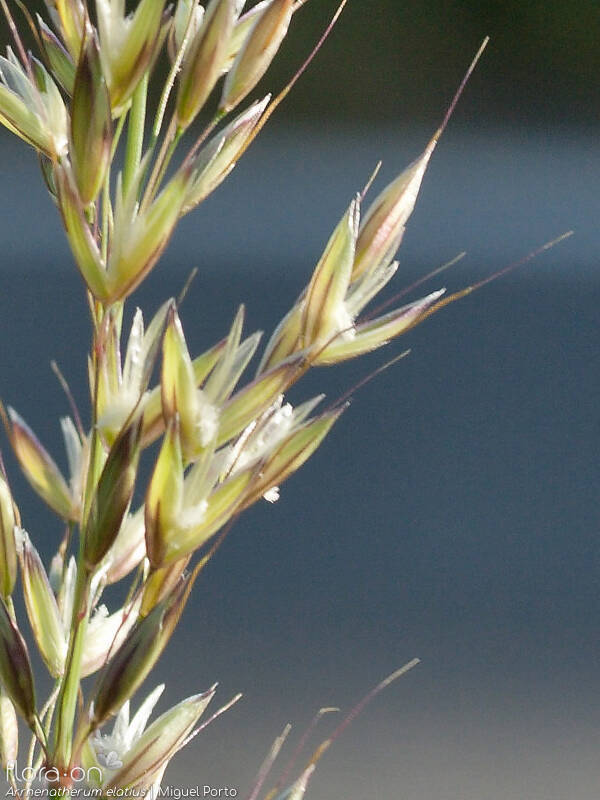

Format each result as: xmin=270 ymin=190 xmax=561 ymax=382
xmin=4 ymin=407 xmax=75 ymax=521
xmin=169 ymin=0 xmax=205 ymax=63
xmin=38 ymin=15 xmax=76 ymax=94
xmin=183 ymin=94 xmax=270 ymax=212
xmin=0 ymin=475 xmax=17 ymax=599
xmin=176 ymin=0 xmax=238 ymax=130
xmin=0 ymin=691 xmax=18 ymax=768
xmin=70 ymin=30 xmax=112 ymax=205
xmin=220 ymin=0 xmax=293 ymax=113
xmin=96 ymin=0 xmax=169 ymax=115
xmin=21 ymin=531 xmax=67 ymax=678
xmin=353 ymin=137 xmax=438 ymax=281
xmin=84 ymin=416 xmax=142 ymax=570
xmin=0 ymin=50 xmax=68 ymax=158
xmin=101 ymin=689 xmax=215 ymax=792
xmin=145 ymin=418 xmax=184 ymax=568
xmin=0 ymin=596 xmax=37 ymax=726
xmin=43 ymin=0 xmax=87 ymax=60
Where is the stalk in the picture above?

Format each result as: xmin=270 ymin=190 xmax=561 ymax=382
xmin=51 ymin=328 xmax=104 ymax=769
xmin=101 ymin=114 xmax=127 ymax=262
xmin=101 ymin=173 xmax=111 ymax=265
xmin=25 ymin=682 xmax=60 ymax=790
xmin=140 ymin=118 xmax=182 ymax=211
xmin=153 ymin=4 xmax=197 ymax=143
xmin=123 ymin=73 xmax=148 ymax=199
xmin=50 ymin=561 xmax=91 ymax=770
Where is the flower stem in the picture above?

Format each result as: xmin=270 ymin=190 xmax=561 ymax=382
xmin=123 ymin=73 xmax=148 ymax=199
xmin=51 ymin=563 xmax=92 ymax=769
xmin=25 ymin=682 xmax=60 ymax=790
xmin=153 ymin=4 xmax=196 ymax=143
xmin=141 ymin=118 xmax=182 ymax=211
xmin=51 ymin=330 xmax=102 ymax=768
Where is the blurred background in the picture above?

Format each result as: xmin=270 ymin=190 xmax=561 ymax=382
xmin=1 ymin=1 xmax=600 ymax=799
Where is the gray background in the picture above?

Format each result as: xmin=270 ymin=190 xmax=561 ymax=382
xmin=1 ymin=1 xmax=600 ymax=798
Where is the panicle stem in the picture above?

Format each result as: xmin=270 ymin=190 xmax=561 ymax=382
xmin=153 ymin=2 xmax=198 ymax=142
xmin=123 ymin=73 xmax=149 ymax=199
xmin=51 ymin=563 xmax=92 ymax=769
xmin=141 ymin=117 xmax=182 ymax=211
